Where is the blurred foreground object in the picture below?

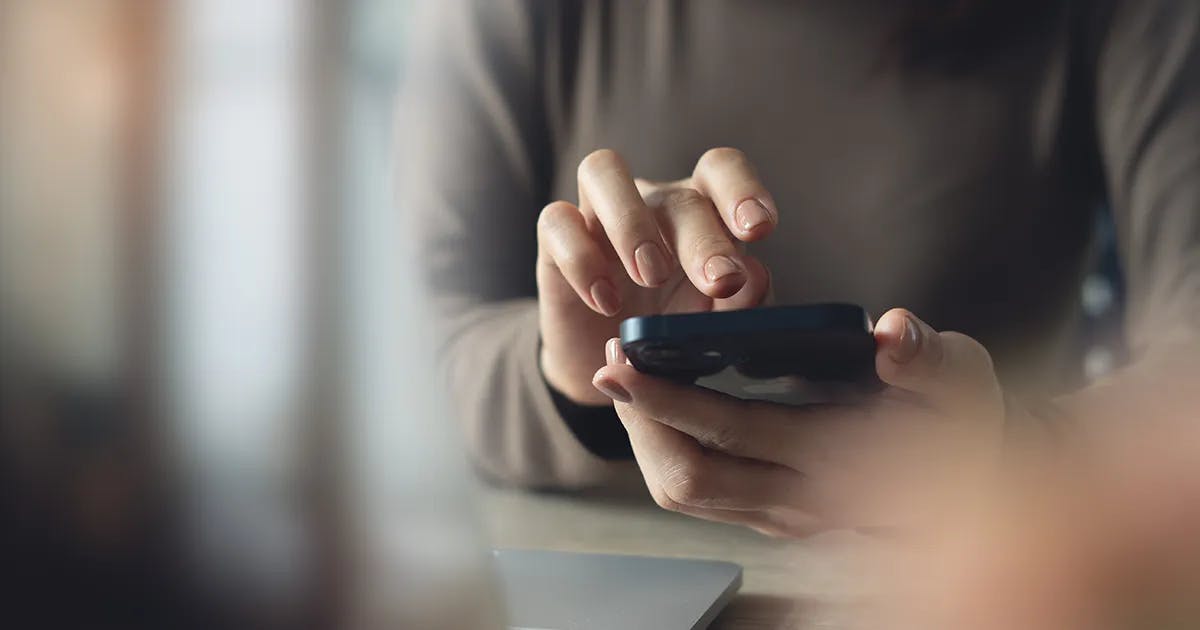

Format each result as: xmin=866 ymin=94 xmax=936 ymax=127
xmin=871 ymin=371 xmax=1200 ymax=630
xmin=1 ymin=0 xmax=501 ymax=627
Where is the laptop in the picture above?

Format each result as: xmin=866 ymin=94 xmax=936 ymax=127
xmin=495 ymin=549 xmax=742 ymax=630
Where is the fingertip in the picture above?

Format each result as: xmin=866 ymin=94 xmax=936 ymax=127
xmin=593 ymin=363 xmax=639 ymax=403
xmin=873 ymin=309 xmax=931 ymax=385
xmin=873 ymin=309 xmax=912 ymax=348
xmin=736 ymin=225 xmax=775 ymax=243
xmin=592 ymin=371 xmax=632 ymax=403
xmin=600 ymin=363 xmax=679 ymax=409
xmin=605 ymin=337 xmax=627 ymax=366
xmin=634 ymin=241 xmax=674 ymax=287
xmin=714 ymin=255 xmax=770 ymax=310
xmin=592 ymin=364 xmax=610 ymax=383
xmin=538 ymin=199 xmax=583 ymax=224
xmin=700 ymin=257 xmax=748 ymax=298
xmin=732 ymin=204 xmax=776 ymax=242
xmin=594 ymin=361 xmax=635 ymax=384
xmin=589 ymin=278 xmax=622 ymax=316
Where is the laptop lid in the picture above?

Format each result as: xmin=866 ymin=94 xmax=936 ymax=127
xmin=495 ymin=549 xmax=742 ymax=630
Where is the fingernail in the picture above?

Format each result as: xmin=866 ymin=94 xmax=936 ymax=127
xmin=890 ymin=315 xmax=922 ymax=364
xmin=734 ymin=199 xmax=772 ymax=233
xmin=590 ymin=278 xmax=621 ymax=316
xmin=606 ymin=338 xmax=627 ymax=365
xmin=593 ymin=375 xmax=632 ymax=403
xmin=703 ymin=255 xmax=742 ymax=284
xmin=635 ymin=242 xmax=672 ymax=286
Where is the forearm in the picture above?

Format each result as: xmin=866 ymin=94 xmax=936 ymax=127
xmin=435 ymin=296 xmax=630 ymax=488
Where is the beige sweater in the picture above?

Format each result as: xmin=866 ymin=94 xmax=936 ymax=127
xmin=397 ymin=0 xmax=1200 ymax=488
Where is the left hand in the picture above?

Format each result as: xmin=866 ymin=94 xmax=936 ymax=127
xmin=590 ymin=308 xmax=1007 ymax=537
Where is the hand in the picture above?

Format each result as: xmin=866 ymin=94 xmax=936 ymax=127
xmin=538 ymin=148 xmax=774 ymax=405
xmin=874 ymin=406 xmax=1200 ymax=630
xmin=590 ymin=308 xmax=1006 ymax=536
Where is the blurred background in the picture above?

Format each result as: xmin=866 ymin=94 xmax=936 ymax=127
xmin=0 ymin=1 xmax=1131 ymax=628
xmin=1 ymin=1 xmax=502 ymax=627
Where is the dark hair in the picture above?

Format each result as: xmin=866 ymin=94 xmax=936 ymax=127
xmin=890 ymin=0 xmax=1067 ymax=73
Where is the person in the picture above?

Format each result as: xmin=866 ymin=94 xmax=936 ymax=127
xmin=397 ymin=0 xmax=1200 ymax=535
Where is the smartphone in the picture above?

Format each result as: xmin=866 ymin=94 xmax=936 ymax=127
xmin=620 ymin=304 xmax=879 ymax=401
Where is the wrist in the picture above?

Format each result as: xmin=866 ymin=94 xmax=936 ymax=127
xmin=537 ymin=338 xmax=632 ymax=460
xmin=539 ymin=342 xmax=611 ymax=406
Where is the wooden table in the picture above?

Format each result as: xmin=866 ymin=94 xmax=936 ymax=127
xmin=481 ymin=476 xmax=884 ymax=629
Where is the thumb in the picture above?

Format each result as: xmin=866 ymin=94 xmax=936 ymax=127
xmin=873 ymin=309 xmax=1002 ymax=412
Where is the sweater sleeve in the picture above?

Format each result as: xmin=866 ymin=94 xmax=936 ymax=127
xmin=1096 ymin=0 xmax=1200 ymax=350
xmin=396 ymin=0 xmax=629 ymax=488
xmin=1057 ymin=0 xmax=1200 ymax=425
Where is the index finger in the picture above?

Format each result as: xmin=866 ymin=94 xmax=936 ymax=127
xmin=692 ymin=147 xmax=779 ymax=241
xmin=578 ymin=149 xmax=675 ymax=287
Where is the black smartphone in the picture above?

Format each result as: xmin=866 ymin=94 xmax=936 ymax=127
xmin=619 ymin=304 xmax=878 ymax=388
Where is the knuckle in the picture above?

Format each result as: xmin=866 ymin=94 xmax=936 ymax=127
xmin=537 ymin=201 xmax=576 ymax=232
xmin=610 ymin=208 xmax=651 ymax=238
xmin=659 ymin=187 xmax=707 ymax=210
xmin=696 ymin=146 xmax=748 ymax=172
xmin=634 ymin=177 xmax=672 ymax=197
xmin=553 ymin=249 xmax=586 ymax=272
xmin=687 ymin=232 xmax=735 ymax=260
xmin=660 ymin=456 xmax=711 ymax=506
xmin=578 ymin=148 xmax=627 ymax=180
xmin=669 ymin=475 xmax=710 ymax=507
xmin=695 ymin=423 xmax=742 ymax=454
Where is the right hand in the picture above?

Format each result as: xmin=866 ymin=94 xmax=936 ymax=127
xmin=537 ymin=148 xmax=776 ymax=405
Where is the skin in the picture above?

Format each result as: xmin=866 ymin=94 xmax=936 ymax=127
xmin=539 ymin=148 xmax=1200 ymax=623
xmin=538 ymin=147 xmax=775 ymax=405
xmin=594 ymin=310 xmax=1006 ymax=535
xmin=870 ymin=413 xmax=1200 ymax=630
xmin=537 ymin=147 xmax=1009 ymax=535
